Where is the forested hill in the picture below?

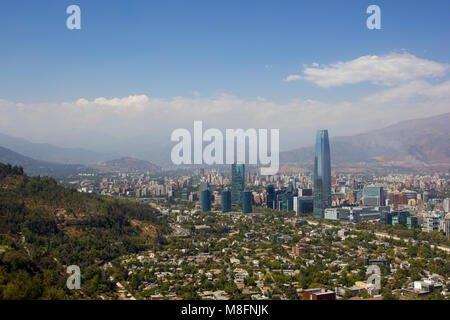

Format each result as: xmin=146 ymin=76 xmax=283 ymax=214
xmin=0 ymin=163 xmax=168 ymax=299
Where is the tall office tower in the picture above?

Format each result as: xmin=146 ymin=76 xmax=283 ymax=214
xmin=282 ymin=192 xmax=294 ymax=211
xmin=276 ymin=192 xmax=284 ymax=210
xmin=266 ymin=184 xmax=275 ymax=209
xmin=242 ymin=191 xmax=253 ymax=214
xmin=201 ymin=189 xmax=211 ymax=212
xmin=231 ymin=163 xmax=245 ymax=205
xmin=221 ymin=190 xmax=231 ymax=213
xmin=362 ymin=186 xmax=385 ymax=206
xmin=313 ymin=129 xmax=331 ymax=218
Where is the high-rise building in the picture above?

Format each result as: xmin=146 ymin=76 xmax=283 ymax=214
xmin=221 ymin=190 xmax=231 ymax=213
xmin=266 ymin=184 xmax=275 ymax=209
xmin=201 ymin=189 xmax=211 ymax=212
xmin=313 ymin=130 xmax=331 ymax=218
xmin=293 ymin=196 xmax=314 ymax=216
xmin=231 ymin=163 xmax=245 ymax=206
xmin=422 ymin=215 xmax=440 ymax=232
xmin=282 ymin=193 xmax=294 ymax=211
xmin=362 ymin=186 xmax=385 ymax=206
xmin=242 ymin=190 xmax=253 ymax=214
xmin=275 ymin=191 xmax=286 ymax=211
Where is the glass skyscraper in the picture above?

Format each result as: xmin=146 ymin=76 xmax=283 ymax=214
xmin=313 ymin=129 xmax=331 ymax=218
xmin=266 ymin=184 xmax=275 ymax=209
xmin=362 ymin=186 xmax=385 ymax=206
xmin=201 ymin=189 xmax=211 ymax=212
xmin=231 ymin=163 xmax=245 ymax=205
xmin=242 ymin=190 xmax=253 ymax=214
xmin=221 ymin=190 xmax=231 ymax=213
xmin=283 ymin=193 xmax=295 ymax=212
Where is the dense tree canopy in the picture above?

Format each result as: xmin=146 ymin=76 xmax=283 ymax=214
xmin=0 ymin=163 xmax=168 ymax=299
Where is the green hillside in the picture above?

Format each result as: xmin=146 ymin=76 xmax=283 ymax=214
xmin=0 ymin=163 xmax=168 ymax=299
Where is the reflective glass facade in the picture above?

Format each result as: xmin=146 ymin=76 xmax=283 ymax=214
xmin=266 ymin=184 xmax=275 ymax=209
xmin=313 ymin=130 xmax=331 ymax=218
xmin=242 ymin=191 xmax=253 ymax=213
xmin=362 ymin=186 xmax=385 ymax=206
xmin=221 ymin=190 xmax=231 ymax=213
xmin=201 ymin=189 xmax=211 ymax=212
xmin=231 ymin=163 xmax=245 ymax=205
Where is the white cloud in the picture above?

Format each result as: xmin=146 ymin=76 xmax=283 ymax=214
xmin=2 ymin=52 xmax=450 ymax=153
xmin=88 ymin=94 xmax=150 ymax=107
xmin=283 ymin=75 xmax=302 ymax=82
xmin=285 ymin=53 xmax=449 ymax=87
xmin=1 ymin=77 xmax=450 ymax=153
xmin=362 ymin=80 xmax=450 ymax=105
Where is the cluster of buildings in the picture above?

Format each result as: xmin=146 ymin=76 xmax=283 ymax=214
xmin=63 ymin=128 xmax=450 ymax=301
xmin=112 ymin=208 xmax=449 ymax=300
xmin=71 ymin=129 xmax=450 ymax=242
xmin=200 ymin=163 xmax=253 ymax=214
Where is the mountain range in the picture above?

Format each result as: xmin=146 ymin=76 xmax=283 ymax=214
xmin=0 ymin=146 xmax=90 ymax=176
xmin=0 ymin=146 xmax=162 ymax=177
xmin=280 ymin=112 xmax=450 ymax=169
xmin=1 ymin=112 xmax=449 ymax=173
xmin=92 ymin=157 xmax=161 ymax=173
xmin=0 ymin=132 xmax=121 ymax=165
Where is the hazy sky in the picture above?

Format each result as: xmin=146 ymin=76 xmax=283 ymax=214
xmin=0 ymin=0 xmax=449 ymax=154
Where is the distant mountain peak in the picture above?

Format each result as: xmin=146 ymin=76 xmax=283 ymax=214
xmin=0 ymin=146 xmax=89 ymax=177
xmin=93 ymin=157 xmax=161 ymax=173
xmin=281 ymin=112 xmax=450 ymax=170
xmin=0 ymin=132 xmax=121 ymax=165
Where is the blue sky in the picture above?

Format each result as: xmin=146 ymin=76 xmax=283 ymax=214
xmin=0 ymin=0 xmax=449 ymax=154
xmin=1 ymin=0 xmax=449 ymax=104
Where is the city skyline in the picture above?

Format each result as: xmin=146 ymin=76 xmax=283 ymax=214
xmin=0 ymin=0 xmax=449 ymax=304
